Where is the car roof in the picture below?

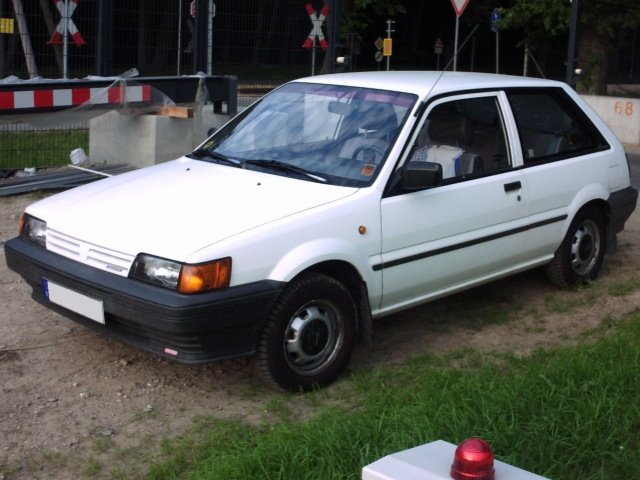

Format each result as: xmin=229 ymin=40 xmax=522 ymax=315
xmin=293 ymin=71 xmax=568 ymax=99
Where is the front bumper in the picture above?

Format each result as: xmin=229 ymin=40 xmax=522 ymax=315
xmin=5 ymin=236 xmax=285 ymax=363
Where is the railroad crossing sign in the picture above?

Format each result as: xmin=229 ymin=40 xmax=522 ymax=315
xmin=49 ymin=0 xmax=86 ymax=46
xmin=450 ymin=0 xmax=471 ymax=17
xmin=302 ymin=3 xmax=330 ymax=50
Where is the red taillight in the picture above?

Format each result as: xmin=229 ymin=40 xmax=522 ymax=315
xmin=450 ymin=438 xmax=495 ymax=480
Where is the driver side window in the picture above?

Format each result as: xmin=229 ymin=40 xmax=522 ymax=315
xmin=411 ymin=96 xmax=510 ymax=181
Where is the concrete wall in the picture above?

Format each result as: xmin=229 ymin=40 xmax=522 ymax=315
xmin=582 ymin=94 xmax=640 ymax=146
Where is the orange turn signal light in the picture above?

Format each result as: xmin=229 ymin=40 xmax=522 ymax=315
xmin=178 ymin=257 xmax=232 ymax=294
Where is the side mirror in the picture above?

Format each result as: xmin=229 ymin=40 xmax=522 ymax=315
xmin=207 ymin=127 xmax=218 ymax=136
xmin=400 ymin=161 xmax=442 ymax=191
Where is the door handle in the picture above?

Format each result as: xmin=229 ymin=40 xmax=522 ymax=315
xmin=504 ymin=181 xmax=521 ymax=192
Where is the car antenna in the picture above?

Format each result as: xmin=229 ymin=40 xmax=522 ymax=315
xmin=421 ymin=24 xmax=481 ymax=106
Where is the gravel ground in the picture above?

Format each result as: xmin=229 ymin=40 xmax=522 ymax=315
xmin=1 ymin=188 xmax=639 ymax=479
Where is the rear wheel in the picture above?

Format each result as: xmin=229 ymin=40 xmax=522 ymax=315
xmin=257 ymin=272 xmax=357 ymax=391
xmin=545 ymin=206 xmax=606 ymax=288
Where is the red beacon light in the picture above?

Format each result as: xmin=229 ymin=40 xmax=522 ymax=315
xmin=450 ymin=438 xmax=495 ymax=480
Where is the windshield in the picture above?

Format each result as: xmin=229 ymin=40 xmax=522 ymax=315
xmin=195 ymin=82 xmax=417 ymax=187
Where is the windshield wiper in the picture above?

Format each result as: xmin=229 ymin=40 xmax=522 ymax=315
xmin=189 ymin=148 xmax=242 ymax=167
xmin=245 ymin=159 xmax=326 ymax=183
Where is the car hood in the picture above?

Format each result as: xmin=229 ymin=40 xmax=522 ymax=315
xmin=28 ymin=157 xmax=358 ymax=260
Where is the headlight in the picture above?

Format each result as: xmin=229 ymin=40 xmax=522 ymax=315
xmin=20 ymin=214 xmax=47 ymax=247
xmin=130 ymin=254 xmax=231 ymax=294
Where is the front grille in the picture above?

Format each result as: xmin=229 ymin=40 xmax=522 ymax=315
xmin=46 ymin=229 xmax=134 ymax=277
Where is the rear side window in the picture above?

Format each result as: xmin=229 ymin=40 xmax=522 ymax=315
xmin=507 ymin=89 xmax=608 ymax=164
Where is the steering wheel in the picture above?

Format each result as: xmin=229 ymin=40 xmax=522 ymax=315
xmin=352 ymin=145 xmax=386 ymax=163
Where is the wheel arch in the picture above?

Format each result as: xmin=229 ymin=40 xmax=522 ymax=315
xmin=292 ymin=260 xmax=373 ymax=346
xmin=564 ymin=183 xmax=611 ymax=245
xmin=571 ymin=198 xmax=612 ymax=252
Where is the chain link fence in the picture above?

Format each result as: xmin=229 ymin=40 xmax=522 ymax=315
xmin=0 ymin=0 xmax=320 ymax=169
xmin=1 ymin=1 xmax=639 ymax=169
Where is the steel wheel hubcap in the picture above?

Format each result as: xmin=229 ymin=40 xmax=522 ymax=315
xmin=284 ymin=302 xmax=342 ymax=374
xmin=570 ymin=219 xmax=601 ymax=275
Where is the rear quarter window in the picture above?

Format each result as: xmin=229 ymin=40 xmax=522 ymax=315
xmin=507 ymin=88 xmax=609 ymax=165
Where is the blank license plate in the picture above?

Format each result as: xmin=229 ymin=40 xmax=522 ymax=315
xmin=42 ymin=279 xmax=105 ymax=325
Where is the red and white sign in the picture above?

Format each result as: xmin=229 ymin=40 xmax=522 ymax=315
xmin=0 ymin=85 xmax=151 ymax=112
xmin=49 ymin=0 xmax=86 ymax=46
xmin=450 ymin=0 xmax=471 ymax=17
xmin=302 ymin=3 xmax=330 ymax=50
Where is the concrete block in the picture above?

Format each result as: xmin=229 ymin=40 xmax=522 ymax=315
xmin=89 ymin=107 xmax=236 ymax=168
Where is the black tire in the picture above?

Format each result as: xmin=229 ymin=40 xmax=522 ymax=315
xmin=545 ymin=206 xmax=606 ymax=288
xmin=257 ymin=272 xmax=357 ymax=392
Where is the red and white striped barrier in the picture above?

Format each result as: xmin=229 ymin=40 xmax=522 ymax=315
xmin=0 ymin=85 xmax=152 ymax=112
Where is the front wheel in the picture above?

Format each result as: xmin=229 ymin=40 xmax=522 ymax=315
xmin=257 ymin=272 xmax=357 ymax=391
xmin=545 ymin=206 xmax=606 ymax=288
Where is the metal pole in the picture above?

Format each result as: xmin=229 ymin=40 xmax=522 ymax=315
xmin=496 ymin=30 xmax=499 ymax=74
xmin=207 ymin=0 xmax=214 ymax=75
xmin=193 ymin=0 xmax=208 ymax=73
xmin=177 ymin=0 xmax=183 ymax=75
xmin=11 ymin=0 xmax=38 ymax=78
xmin=385 ymin=19 xmax=393 ymax=72
xmin=311 ymin=36 xmax=316 ymax=76
xmin=63 ymin=0 xmax=69 ymax=79
xmin=453 ymin=15 xmax=459 ymax=71
xmin=565 ymin=0 xmax=581 ymax=87
xmin=329 ymin=0 xmax=341 ymax=74
xmin=97 ymin=0 xmax=113 ymax=76
xmin=470 ymin=31 xmax=475 ymax=71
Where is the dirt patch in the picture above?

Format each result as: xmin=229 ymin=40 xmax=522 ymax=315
xmin=1 ymin=192 xmax=639 ymax=479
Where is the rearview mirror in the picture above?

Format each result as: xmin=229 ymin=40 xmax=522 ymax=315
xmin=328 ymin=101 xmax=355 ymax=116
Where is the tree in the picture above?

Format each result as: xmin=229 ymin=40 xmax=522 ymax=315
xmin=501 ymin=0 xmax=640 ymax=93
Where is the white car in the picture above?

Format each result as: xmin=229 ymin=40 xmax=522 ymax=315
xmin=6 ymin=71 xmax=638 ymax=391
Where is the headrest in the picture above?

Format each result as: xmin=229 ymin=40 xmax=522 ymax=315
xmin=427 ymin=111 xmax=473 ymax=147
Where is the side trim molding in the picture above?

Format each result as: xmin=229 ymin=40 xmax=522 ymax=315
xmin=372 ymin=215 xmax=567 ymax=271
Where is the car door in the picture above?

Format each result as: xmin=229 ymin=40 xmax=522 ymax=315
xmin=505 ymin=88 xmax=613 ymax=258
xmin=376 ymin=92 xmax=533 ymax=314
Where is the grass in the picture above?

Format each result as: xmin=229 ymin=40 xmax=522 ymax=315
xmin=607 ymin=275 xmax=640 ymax=297
xmin=147 ymin=312 xmax=640 ymax=480
xmin=0 ymin=129 xmax=89 ymax=169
